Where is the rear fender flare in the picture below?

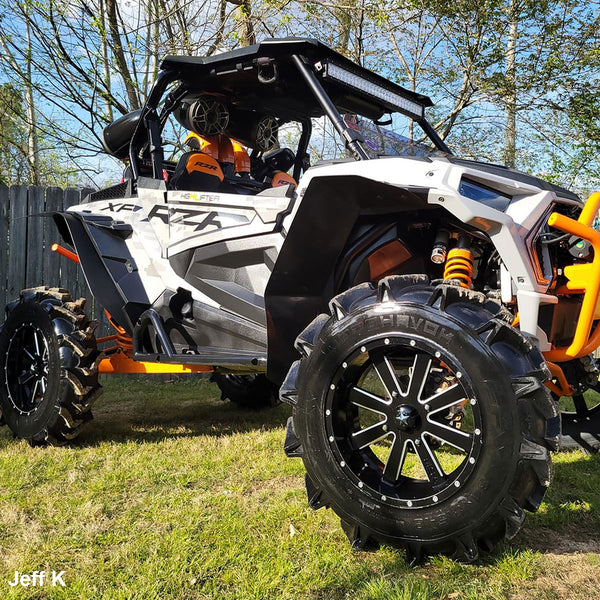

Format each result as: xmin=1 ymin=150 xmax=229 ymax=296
xmin=52 ymin=212 xmax=150 ymax=334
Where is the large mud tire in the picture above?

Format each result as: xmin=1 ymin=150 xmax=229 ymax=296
xmin=282 ymin=276 xmax=560 ymax=564
xmin=0 ymin=287 xmax=102 ymax=446
xmin=211 ymin=373 xmax=279 ymax=409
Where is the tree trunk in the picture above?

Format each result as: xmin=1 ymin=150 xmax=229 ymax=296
xmin=106 ymin=0 xmax=140 ymax=110
xmin=99 ymin=0 xmax=114 ymax=122
xmin=236 ymin=0 xmax=255 ymax=47
xmin=504 ymin=0 xmax=518 ymax=168
xmin=24 ymin=21 xmax=40 ymax=184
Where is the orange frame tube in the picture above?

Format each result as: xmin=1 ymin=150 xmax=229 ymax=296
xmin=543 ymin=192 xmax=600 ymax=362
xmin=545 ymin=361 xmax=574 ymax=397
xmin=98 ymin=351 xmax=212 ymax=375
xmin=51 ymin=243 xmax=79 ymax=263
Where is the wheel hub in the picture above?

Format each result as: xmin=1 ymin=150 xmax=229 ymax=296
xmin=395 ymin=404 xmax=420 ymax=432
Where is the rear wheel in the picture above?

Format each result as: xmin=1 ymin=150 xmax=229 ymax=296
xmin=282 ymin=276 xmax=559 ymax=563
xmin=555 ymin=356 xmax=600 ymax=452
xmin=0 ymin=287 xmax=102 ymax=446
xmin=211 ymin=373 xmax=279 ymax=408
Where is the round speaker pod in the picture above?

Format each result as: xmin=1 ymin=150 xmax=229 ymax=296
xmin=174 ymin=95 xmax=230 ymax=136
xmin=188 ymin=96 xmax=229 ymax=136
xmin=254 ymin=116 xmax=279 ymax=152
xmin=226 ymin=111 xmax=279 ymax=152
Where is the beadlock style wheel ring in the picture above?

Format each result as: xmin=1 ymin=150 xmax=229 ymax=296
xmin=5 ymin=323 xmax=50 ymax=415
xmin=324 ymin=335 xmax=483 ymax=509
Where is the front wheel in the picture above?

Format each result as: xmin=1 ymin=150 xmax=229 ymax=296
xmin=282 ymin=276 xmax=560 ymax=563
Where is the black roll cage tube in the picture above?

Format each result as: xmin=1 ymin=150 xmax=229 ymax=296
xmin=128 ymin=53 xmax=451 ymax=181
xmin=291 ymin=54 xmax=370 ymax=161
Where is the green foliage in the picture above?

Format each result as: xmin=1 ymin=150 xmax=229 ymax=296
xmin=0 ymin=83 xmax=28 ymax=184
xmin=0 ymin=0 xmax=599 ymax=187
xmin=568 ymin=88 xmax=600 ymax=146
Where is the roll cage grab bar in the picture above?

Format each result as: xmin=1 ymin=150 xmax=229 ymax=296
xmin=127 ymin=53 xmax=452 ymax=182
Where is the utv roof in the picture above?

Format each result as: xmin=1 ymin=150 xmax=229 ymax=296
xmin=160 ymin=38 xmax=433 ymax=123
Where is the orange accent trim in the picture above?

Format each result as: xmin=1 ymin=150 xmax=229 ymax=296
xmin=116 ymin=332 xmax=133 ymax=352
xmin=51 ymin=243 xmax=79 ymax=263
xmin=218 ymin=136 xmax=235 ymax=165
xmin=443 ymin=248 xmax=474 ymax=288
xmin=368 ymin=240 xmax=413 ymax=281
xmin=543 ymin=192 xmax=600 ymax=360
xmin=102 ymin=309 xmax=133 ymax=354
xmin=555 ymin=284 xmax=584 ymax=295
xmin=98 ymin=350 xmax=213 ymax=374
xmin=232 ymin=140 xmax=251 ymax=173
xmin=545 ymin=361 xmax=574 ymax=397
xmin=511 ymin=313 xmax=520 ymax=327
xmin=579 ymin=190 xmax=600 ymax=227
xmin=104 ymin=309 xmax=127 ymax=335
xmin=96 ymin=334 xmax=119 ymax=344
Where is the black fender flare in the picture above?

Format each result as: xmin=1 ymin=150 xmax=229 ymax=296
xmin=53 ymin=212 xmax=150 ymax=334
xmin=265 ymin=174 xmax=433 ymax=384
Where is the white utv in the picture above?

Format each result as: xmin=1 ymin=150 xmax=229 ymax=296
xmin=2 ymin=38 xmax=599 ymax=564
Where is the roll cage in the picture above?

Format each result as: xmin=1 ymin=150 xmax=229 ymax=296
xmin=123 ymin=37 xmax=450 ymax=184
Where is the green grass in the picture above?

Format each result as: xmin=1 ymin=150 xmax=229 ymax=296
xmin=0 ymin=378 xmax=599 ymax=599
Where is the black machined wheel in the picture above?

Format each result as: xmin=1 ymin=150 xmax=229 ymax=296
xmin=282 ymin=276 xmax=560 ymax=564
xmin=326 ymin=340 xmax=482 ymax=510
xmin=0 ymin=287 xmax=102 ymax=446
xmin=5 ymin=323 xmax=51 ymax=416
xmin=211 ymin=372 xmax=279 ymax=409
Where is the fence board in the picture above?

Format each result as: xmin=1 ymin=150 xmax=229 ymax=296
xmin=0 ymin=185 xmax=9 ymax=313
xmin=43 ymin=187 xmax=63 ymax=288
xmin=1 ymin=185 xmax=132 ymax=341
xmin=7 ymin=186 xmax=28 ymax=302
xmin=25 ymin=186 xmax=45 ymax=288
xmin=62 ymin=188 xmax=81 ymax=298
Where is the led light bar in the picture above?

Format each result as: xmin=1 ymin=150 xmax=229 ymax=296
xmin=322 ymin=62 xmax=425 ymax=119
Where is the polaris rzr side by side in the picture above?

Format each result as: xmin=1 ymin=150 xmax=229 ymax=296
xmin=1 ymin=37 xmax=599 ymax=563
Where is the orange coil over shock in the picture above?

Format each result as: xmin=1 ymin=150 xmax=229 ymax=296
xmin=96 ymin=310 xmax=133 ymax=355
xmin=443 ymin=248 xmax=474 ymax=288
xmin=116 ymin=332 xmax=133 ymax=352
xmin=106 ymin=310 xmax=133 ymax=353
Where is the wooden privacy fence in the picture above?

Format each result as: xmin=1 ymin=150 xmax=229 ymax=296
xmin=0 ymin=185 xmax=110 ymax=335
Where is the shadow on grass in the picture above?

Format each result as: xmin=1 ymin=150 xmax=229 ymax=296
xmin=508 ymin=450 xmax=600 ymax=556
xmin=75 ymin=376 xmax=292 ymax=447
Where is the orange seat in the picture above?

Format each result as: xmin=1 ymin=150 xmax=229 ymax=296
xmin=184 ymin=132 xmax=253 ymax=178
xmin=271 ymin=171 xmax=297 ymax=189
xmin=170 ymin=152 xmax=224 ymax=191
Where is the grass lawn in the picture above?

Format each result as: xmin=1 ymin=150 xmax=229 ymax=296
xmin=0 ymin=377 xmax=599 ymax=599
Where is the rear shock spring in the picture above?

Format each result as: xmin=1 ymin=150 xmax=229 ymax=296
xmin=443 ymin=247 xmax=474 ymax=288
xmin=96 ymin=309 xmax=134 ymax=356
xmin=116 ymin=332 xmax=133 ymax=352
